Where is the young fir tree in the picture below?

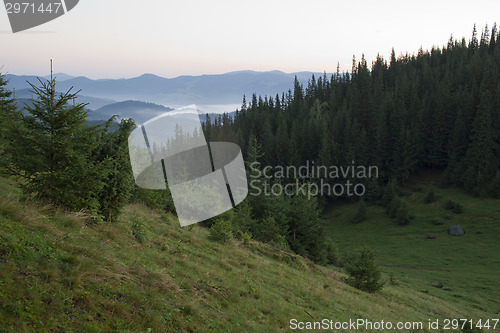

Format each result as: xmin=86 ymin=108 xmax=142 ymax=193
xmin=6 ymin=74 xmax=107 ymax=213
xmin=0 ymin=72 xmax=18 ymax=166
xmin=93 ymin=117 xmax=136 ymax=222
xmin=344 ymin=247 xmax=384 ymax=293
xmin=287 ymin=190 xmax=327 ymax=264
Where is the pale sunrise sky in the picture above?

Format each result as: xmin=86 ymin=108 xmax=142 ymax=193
xmin=1 ymin=0 xmax=499 ymax=79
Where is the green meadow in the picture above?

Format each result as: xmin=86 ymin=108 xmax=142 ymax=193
xmin=0 ymin=175 xmax=494 ymax=332
xmin=323 ymin=172 xmax=500 ymax=318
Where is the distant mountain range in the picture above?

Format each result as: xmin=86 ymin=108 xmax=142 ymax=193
xmin=13 ymin=88 xmax=115 ymax=110
xmin=93 ymin=100 xmax=173 ymax=123
xmin=15 ymin=97 xmax=231 ymax=124
xmin=5 ymin=70 xmax=330 ymax=109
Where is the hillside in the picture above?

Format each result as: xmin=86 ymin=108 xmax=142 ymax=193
xmin=0 ymin=177 xmax=485 ymax=332
xmin=93 ymin=100 xmax=174 ymax=124
xmin=323 ymin=171 xmax=500 ymax=319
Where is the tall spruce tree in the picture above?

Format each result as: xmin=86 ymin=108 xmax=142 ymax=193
xmin=0 ymin=72 xmax=18 ymax=166
xmin=461 ymin=90 xmax=497 ymax=191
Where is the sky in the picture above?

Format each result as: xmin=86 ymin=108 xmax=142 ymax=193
xmin=0 ymin=0 xmax=499 ymax=79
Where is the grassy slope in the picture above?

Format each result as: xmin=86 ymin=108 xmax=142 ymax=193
xmin=323 ymin=172 xmax=500 ymax=320
xmin=0 ymin=176 xmax=490 ymax=332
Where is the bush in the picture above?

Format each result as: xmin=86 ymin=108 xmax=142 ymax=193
xmin=444 ymin=200 xmax=454 ymax=210
xmin=344 ymin=247 xmax=384 ymax=293
xmin=431 ymin=218 xmax=444 ymax=225
xmin=386 ymin=196 xmax=401 ymax=218
xmin=235 ymin=230 xmax=251 ymax=244
xmin=131 ymin=187 xmax=175 ymax=213
xmin=325 ymin=239 xmax=338 ymax=265
xmin=131 ymin=218 xmax=148 ymax=243
xmin=381 ymin=179 xmax=398 ymax=206
xmin=444 ymin=200 xmax=464 ymax=213
xmin=253 ymin=216 xmax=286 ymax=246
xmin=351 ymin=200 xmax=366 ymax=224
xmin=209 ymin=218 xmax=233 ymax=243
xmin=395 ymin=202 xmax=410 ymax=226
xmin=423 ymin=187 xmax=438 ymax=204
xmin=388 ymin=273 xmax=398 ymax=286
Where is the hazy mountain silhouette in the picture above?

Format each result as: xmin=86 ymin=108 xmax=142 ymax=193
xmin=5 ymin=71 xmax=331 ymax=107
xmin=13 ymin=88 xmax=115 ymax=110
xmin=94 ymin=100 xmax=174 ymax=123
xmin=41 ymin=73 xmax=75 ymax=81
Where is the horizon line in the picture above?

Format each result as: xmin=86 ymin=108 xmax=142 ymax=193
xmin=4 ymin=69 xmax=340 ymax=82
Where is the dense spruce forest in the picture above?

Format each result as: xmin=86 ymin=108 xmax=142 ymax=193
xmin=198 ymin=25 xmax=500 ymax=263
xmin=1 ymin=25 xmax=499 ymax=267
xmin=206 ymin=24 xmax=500 ymax=193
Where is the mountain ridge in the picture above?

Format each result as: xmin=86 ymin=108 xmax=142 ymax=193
xmin=5 ymin=70 xmax=333 ymax=107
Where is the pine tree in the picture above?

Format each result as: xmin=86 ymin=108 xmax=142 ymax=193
xmin=344 ymin=247 xmax=384 ymax=293
xmin=0 ymin=72 xmax=18 ymax=166
xmin=287 ymin=192 xmax=327 ymax=264
xmin=93 ymin=117 xmax=136 ymax=221
xmin=0 ymin=73 xmax=16 ymax=119
xmin=5 ymin=75 xmax=107 ymax=213
xmin=490 ymin=171 xmax=500 ymax=198
xmin=232 ymin=199 xmax=254 ymax=234
xmin=381 ymin=179 xmax=398 ymax=207
xmin=461 ymin=90 xmax=496 ymax=191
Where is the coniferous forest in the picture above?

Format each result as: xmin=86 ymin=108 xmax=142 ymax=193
xmin=198 ymin=25 xmax=500 ymax=264
xmin=207 ymin=25 xmax=500 ymax=193
xmin=1 ymin=25 xmax=499 ymax=265
xmin=1 ymin=24 xmax=500 ymax=331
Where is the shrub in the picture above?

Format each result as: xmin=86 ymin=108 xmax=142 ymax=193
xmin=444 ymin=200 xmax=464 ymax=213
xmin=209 ymin=218 xmax=233 ymax=243
xmin=431 ymin=218 xmax=444 ymax=225
xmin=325 ymin=239 xmax=338 ymax=265
xmin=235 ymin=230 xmax=251 ymax=244
xmin=386 ymin=196 xmax=401 ymax=218
xmin=388 ymin=273 xmax=398 ymax=286
xmin=131 ymin=188 xmax=175 ymax=213
xmin=444 ymin=200 xmax=454 ymax=210
xmin=396 ymin=202 xmax=410 ymax=226
xmin=131 ymin=218 xmax=148 ymax=243
xmin=381 ymin=179 xmax=398 ymax=206
xmin=351 ymin=200 xmax=366 ymax=224
xmin=344 ymin=247 xmax=384 ymax=293
xmin=423 ymin=187 xmax=438 ymax=204
xmin=253 ymin=216 xmax=286 ymax=246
